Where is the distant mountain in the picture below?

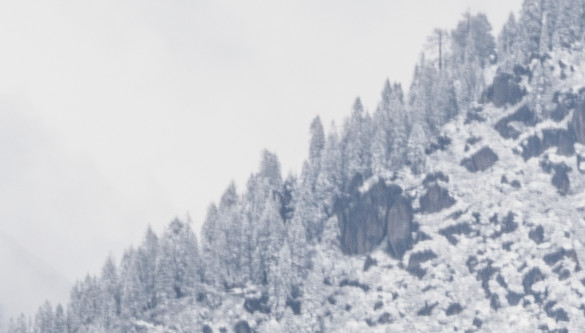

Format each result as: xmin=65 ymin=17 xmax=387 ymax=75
xmin=0 ymin=232 xmax=70 ymax=330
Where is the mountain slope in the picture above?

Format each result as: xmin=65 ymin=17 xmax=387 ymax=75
xmin=12 ymin=1 xmax=585 ymax=332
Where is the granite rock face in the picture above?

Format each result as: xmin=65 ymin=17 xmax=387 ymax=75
xmin=335 ymin=178 xmax=413 ymax=258
xmin=461 ymin=147 xmax=499 ymax=172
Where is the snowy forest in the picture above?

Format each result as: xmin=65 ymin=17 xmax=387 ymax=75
xmin=8 ymin=0 xmax=585 ymax=332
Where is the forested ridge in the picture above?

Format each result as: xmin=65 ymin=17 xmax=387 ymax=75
xmin=9 ymin=0 xmax=585 ymax=332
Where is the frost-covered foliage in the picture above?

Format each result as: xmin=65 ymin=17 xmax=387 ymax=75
xmin=12 ymin=0 xmax=585 ymax=332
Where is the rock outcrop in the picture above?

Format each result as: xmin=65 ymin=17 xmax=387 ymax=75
xmin=484 ymin=72 xmax=526 ymax=107
xmin=520 ymin=129 xmax=575 ymax=160
xmin=552 ymin=164 xmax=571 ymax=195
xmin=335 ymin=178 xmax=413 ymax=258
xmin=420 ymin=184 xmax=456 ymax=214
xmin=494 ymin=105 xmax=537 ymax=139
xmin=461 ymin=147 xmax=499 ymax=172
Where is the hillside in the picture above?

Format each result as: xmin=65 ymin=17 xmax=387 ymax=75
xmin=8 ymin=0 xmax=585 ymax=332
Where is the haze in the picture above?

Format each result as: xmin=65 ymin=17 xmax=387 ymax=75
xmin=0 ymin=0 xmax=522 ymax=324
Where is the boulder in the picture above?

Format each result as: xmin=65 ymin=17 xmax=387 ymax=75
xmin=335 ymin=179 xmax=412 ymax=258
xmin=461 ymin=147 xmax=499 ymax=172
xmin=419 ymin=184 xmax=456 ymax=214
xmin=552 ymin=164 xmax=570 ymax=195
xmin=234 ymin=321 xmax=251 ymax=333
xmin=244 ymin=293 xmax=270 ymax=314
xmin=484 ymin=72 xmax=526 ymax=107
xmin=494 ymin=105 xmax=537 ymax=139
xmin=529 ymin=225 xmax=545 ymax=244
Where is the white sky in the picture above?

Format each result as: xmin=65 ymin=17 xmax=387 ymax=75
xmin=0 ymin=0 xmax=523 ymax=319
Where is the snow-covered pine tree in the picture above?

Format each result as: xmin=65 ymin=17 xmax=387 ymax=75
xmin=341 ymin=98 xmax=372 ymax=185
xmin=406 ymin=122 xmax=428 ymax=174
xmin=518 ymin=0 xmax=545 ymax=62
xmin=33 ymin=301 xmax=53 ymax=333
xmin=314 ymin=122 xmax=343 ymax=217
xmin=268 ymin=240 xmax=293 ymax=319
xmin=53 ymin=305 xmax=66 ymax=333
xmin=388 ymin=84 xmax=409 ymax=170
xmin=99 ymin=255 xmax=120 ymax=330
xmin=254 ymin=195 xmax=284 ymax=286
xmin=201 ymin=203 xmax=222 ymax=287
xmin=452 ymin=12 xmax=496 ymax=67
xmin=217 ymin=182 xmax=247 ymax=287
xmin=308 ymin=116 xmax=325 ymax=189
xmin=155 ymin=218 xmax=201 ymax=303
xmin=119 ymin=248 xmax=144 ymax=320
xmin=371 ymin=80 xmax=394 ymax=174
xmin=498 ymin=13 xmax=520 ymax=71
xmin=553 ymin=0 xmax=584 ymax=49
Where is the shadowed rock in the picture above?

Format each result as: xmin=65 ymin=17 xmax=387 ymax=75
xmin=420 ymin=184 xmax=456 ymax=214
xmin=484 ymin=72 xmax=526 ymax=107
xmin=244 ymin=293 xmax=270 ymax=314
xmin=407 ymin=250 xmax=437 ymax=279
xmin=495 ymin=105 xmax=537 ymax=139
xmin=529 ymin=225 xmax=544 ymax=244
xmin=234 ymin=321 xmax=251 ymax=333
xmin=520 ymin=129 xmax=576 ymax=160
xmin=552 ymin=164 xmax=571 ymax=195
xmin=335 ymin=178 xmax=412 ymax=258
xmin=446 ymin=303 xmax=463 ymax=316
xmin=461 ymin=147 xmax=498 ymax=172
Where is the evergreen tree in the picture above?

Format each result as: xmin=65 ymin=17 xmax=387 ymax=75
xmin=201 ymin=204 xmax=221 ymax=286
xmin=15 ymin=314 xmax=28 ymax=333
xmin=341 ymin=98 xmax=372 ymax=185
xmin=33 ymin=301 xmax=53 ymax=333
xmin=553 ymin=0 xmax=584 ymax=48
xmin=253 ymin=196 xmax=284 ymax=285
xmin=308 ymin=116 xmax=325 ymax=187
xmin=140 ymin=225 xmax=159 ymax=311
xmin=371 ymin=80 xmax=393 ymax=174
xmin=99 ymin=255 xmax=120 ymax=329
xmin=518 ymin=0 xmax=545 ymax=62
xmin=53 ymin=305 xmax=66 ymax=333
xmin=119 ymin=248 xmax=144 ymax=320
xmin=315 ymin=122 xmax=343 ymax=217
xmin=155 ymin=218 xmax=201 ymax=303
xmin=217 ymin=182 xmax=247 ymax=287
xmin=498 ymin=13 xmax=520 ymax=70
xmin=431 ymin=71 xmax=458 ymax=130
xmin=452 ymin=12 xmax=496 ymax=67
xmin=406 ymin=123 xmax=428 ymax=174
xmin=268 ymin=241 xmax=293 ymax=319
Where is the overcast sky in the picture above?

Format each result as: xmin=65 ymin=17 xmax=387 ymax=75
xmin=0 ymin=0 xmax=523 ymax=320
